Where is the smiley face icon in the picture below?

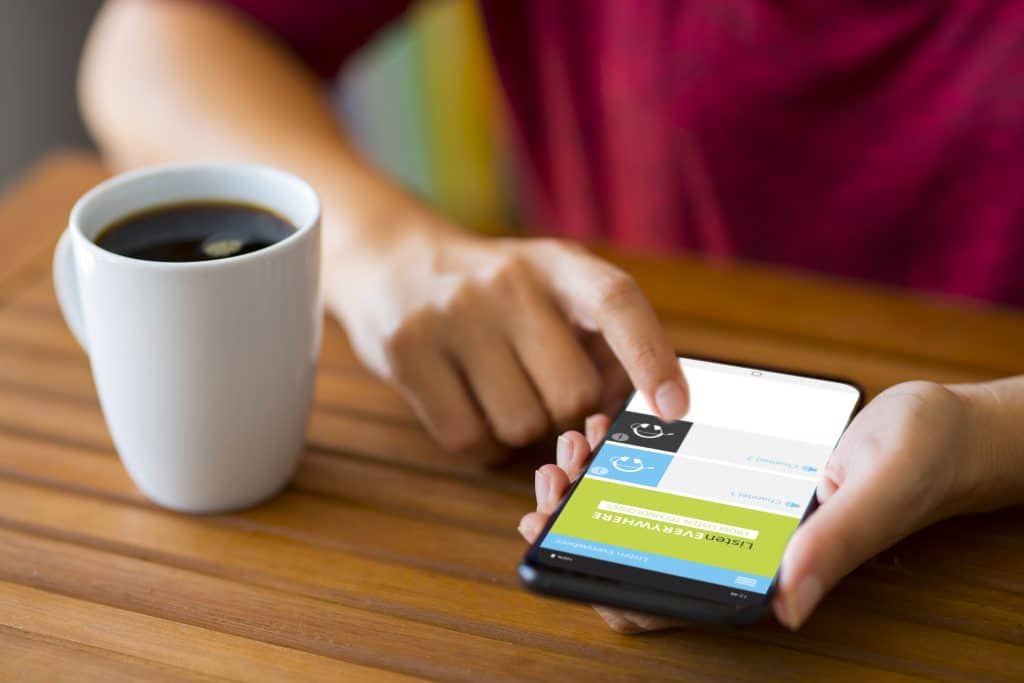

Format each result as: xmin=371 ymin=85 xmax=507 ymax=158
xmin=630 ymin=422 xmax=674 ymax=440
xmin=610 ymin=455 xmax=655 ymax=473
xmin=607 ymin=411 xmax=691 ymax=454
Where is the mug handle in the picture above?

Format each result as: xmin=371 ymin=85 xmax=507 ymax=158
xmin=53 ymin=228 xmax=88 ymax=351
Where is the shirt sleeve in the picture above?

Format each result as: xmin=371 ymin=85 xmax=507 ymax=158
xmin=206 ymin=0 xmax=413 ymax=78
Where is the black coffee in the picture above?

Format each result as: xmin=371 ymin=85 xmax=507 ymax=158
xmin=95 ymin=201 xmax=296 ymax=262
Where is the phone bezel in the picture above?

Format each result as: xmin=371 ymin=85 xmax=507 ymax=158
xmin=519 ymin=354 xmax=864 ymax=626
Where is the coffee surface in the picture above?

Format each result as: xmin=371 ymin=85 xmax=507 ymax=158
xmin=95 ymin=202 xmax=296 ymax=262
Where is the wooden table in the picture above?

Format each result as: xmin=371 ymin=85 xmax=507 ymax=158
xmin=0 ymin=152 xmax=1022 ymax=682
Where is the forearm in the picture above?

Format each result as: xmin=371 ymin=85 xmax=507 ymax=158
xmin=950 ymin=375 xmax=1024 ymax=511
xmin=79 ymin=0 xmax=442 ymax=262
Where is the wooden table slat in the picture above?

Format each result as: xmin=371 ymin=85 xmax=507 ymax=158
xmin=1 ymin=463 xmax=1023 ymax=680
xmin=608 ymin=250 xmax=1024 ymax=376
xmin=0 ymin=581 xmax=416 ymax=682
xmin=0 ymin=486 xmax=947 ymax=683
xmin=2 ymin=426 xmax=1024 ymax=607
xmin=0 ymin=624 xmax=224 ymax=683
xmin=0 ymin=152 xmax=107 ymax=299
xmin=0 ymin=527 xmax=743 ymax=683
xmin=1 ymin=151 xmax=1022 ymax=681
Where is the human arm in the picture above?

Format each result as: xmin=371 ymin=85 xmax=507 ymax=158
xmin=79 ymin=0 xmax=689 ymax=458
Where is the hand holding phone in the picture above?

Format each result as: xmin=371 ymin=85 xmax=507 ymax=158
xmin=522 ymin=415 xmax=683 ymax=633
xmin=519 ymin=357 xmax=862 ymax=626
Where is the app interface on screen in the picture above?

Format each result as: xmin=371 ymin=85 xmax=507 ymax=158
xmin=539 ymin=359 xmax=859 ymax=594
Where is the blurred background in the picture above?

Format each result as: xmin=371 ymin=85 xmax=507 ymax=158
xmin=0 ymin=0 xmax=513 ymax=231
xmin=0 ymin=0 xmax=103 ymax=187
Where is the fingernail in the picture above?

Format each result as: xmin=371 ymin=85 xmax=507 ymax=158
xmin=655 ymin=380 xmax=688 ymax=419
xmin=556 ymin=435 xmax=574 ymax=470
xmin=785 ymin=576 xmax=822 ymax=630
xmin=518 ymin=517 xmax=540 ymax=540
xmin=534 ymin=469 xmax=547 ymax=504
xmin=547 ymin=471 xmax=560 ymax=503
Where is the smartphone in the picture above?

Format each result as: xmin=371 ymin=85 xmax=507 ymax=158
xmin=519 ymin=356 xmax=862 ymax=625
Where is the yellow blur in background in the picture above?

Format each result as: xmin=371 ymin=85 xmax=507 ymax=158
xmin=335 ymin=0 xmax=516 ymax=234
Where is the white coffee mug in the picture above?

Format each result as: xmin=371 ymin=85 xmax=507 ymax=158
xmin=53 ymin=163 xmax=322 ymax=513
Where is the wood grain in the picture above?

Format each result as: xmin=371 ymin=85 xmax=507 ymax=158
xmin=0 ymin=487 xmax=936 ymax=682
xmin=0 ymin=582 xmax=415 ymax=682
xmin=0 ymin=151 xmax=107 ymax=299
xmin=604 ymin=249 xmax=1024 ymax=376
xmin=0 ymin=151 xmax=1021 ymax=681
xmin=0 ymin=625 xmax=223 ymax=683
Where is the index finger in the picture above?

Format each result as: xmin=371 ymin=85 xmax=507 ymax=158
xmin=532 ymin=246 xmax=688 ymax=420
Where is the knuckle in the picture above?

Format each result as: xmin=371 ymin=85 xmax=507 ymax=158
xmin=608 ymin=622 xmax=634 ymax=634
xmin=498 ymin=411 xmax=549 ymax=448
xmin=346 ymin=329 xmax=391 ymax=379
xmin=880 ymin=380 xmax=965 ymax=433
xmin=535 ymin=236 xmax=574 ymax=254
xmin=626 ymin=335 xmax=661 ymax=371
xmin=884 ymin=380 xmax=950 ymax=405
xmin=534 ymin=236 xmax=584 ymax=257
xmin=822 ymin=454 xmax=848 ymax=488
xmin=381 ymin=319 xmax=427 ymax=366
xmin=481 ymin=253 xmax=531 ymax=296
xmin=436 ymin=278 xmax=478 ymax=320
xmin=550 ymin=379 xmax=602 ymax=423
xmin=439 ymin=419 xmax=489 ymax=455
xmin=794 ymin=524 xmax=831 ymax=564
xmin=853 ymin=431 xmax=887 ymax=464
xmin=592 ymin=268 xmax=640 ymax=310
xmin=494 ymin=252 xmax=529 ymax=277
xmin=603 ymin=613 xmax=642 ymax=634
xmin=629 ymin=614 xmax=673 ymax=632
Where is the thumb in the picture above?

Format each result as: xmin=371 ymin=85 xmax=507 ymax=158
xmin=774 ymin=469 xmax=907 ymax=630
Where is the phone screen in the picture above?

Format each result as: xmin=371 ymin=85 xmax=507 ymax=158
xmin=532 ymin=357 xmax=860 ymax=607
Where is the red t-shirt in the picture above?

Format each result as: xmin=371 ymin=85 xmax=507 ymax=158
xmin=216 ymin=0 xmax=1024 ymax=307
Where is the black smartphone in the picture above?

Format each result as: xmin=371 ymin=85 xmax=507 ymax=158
xmin=520 ymin=356 xmax=862 ymax=625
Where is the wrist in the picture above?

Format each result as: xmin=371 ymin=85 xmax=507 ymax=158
xmin=319 ymin=184 xmax=465 ymax=275
xmin=947 ymin=380 xmax=1024 ymax=513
